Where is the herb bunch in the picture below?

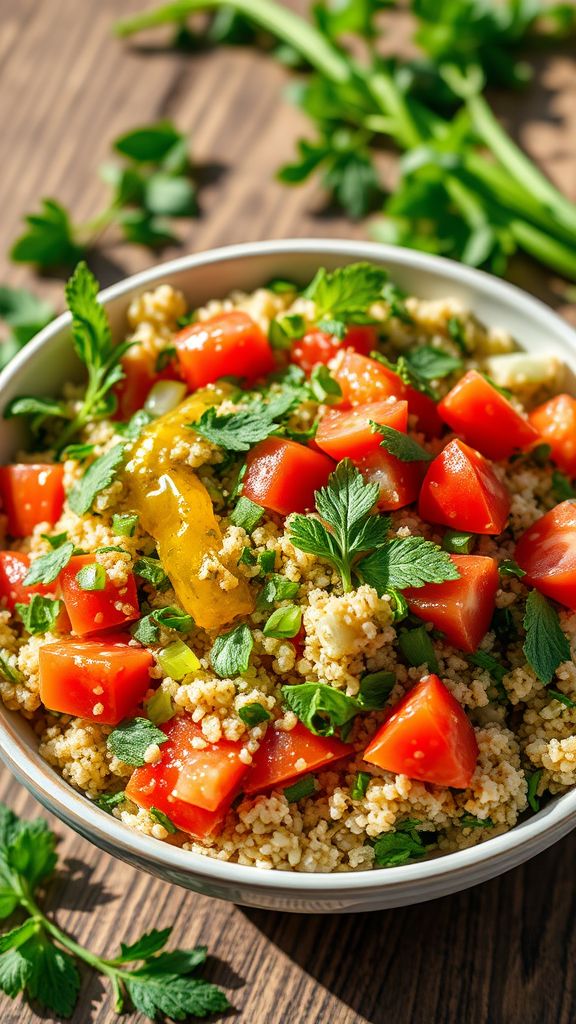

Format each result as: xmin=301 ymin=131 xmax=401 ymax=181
xmin=0 ymin=803 xmax=230 ymax=1020
xmin=116 ymin=0 xmax=576 ymax=281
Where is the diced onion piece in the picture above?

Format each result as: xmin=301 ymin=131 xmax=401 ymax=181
xmin=483 ymin=353 xmax=563 ymax=392
xmin=146 ymin=688 xmax=175 ymax=725
xmin=158 ymin=639 xmax=200 ymax=680
xmin=144 ymin=380 xmax=187 ymax=418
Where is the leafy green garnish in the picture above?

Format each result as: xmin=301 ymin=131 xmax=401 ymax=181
xmin=523 ymin=590 xmax=570 ymax=685
xmin=268 ymin=313 xmax=306 ymax=350
xmin=0 ymin=286 xmax=55 ymax=370
xmin=402 ymin=346 xmax=462 ymax=382
xmin=94 ymin=791 xmax=126 ymax=813
xmin=68 ymin=443 xmax=126 ymax=515
xmin=373 ymin=819 xmax=428 ymax=867
xmin=551 ymin=470 xmax=576 ymax=502
xmin=281 ymin=679 xmax=389 ymax=737
xmin=351 ymin=771 xmax=371 ymax=800
xmin=359 ymin=536 xmax=459 ymax=592
xmin=263 ymin=605 xmax=302 ymax=639
xmin=309 ymin=364 xmax=342 ymax=403
xmin=358 ymin=670 xmax=396 ymax=708
xmin=372 ymin=423 xmax=433 ymax=462
xmin=467 ymin=650 xmax=507 ymax=687
xmin=107 ymin=718 xmax=168 ymax=766
xmin=398 ymin=625 xmax=439 ymax=672
xmin=283 ymin=775 xmax=316 ymax=802
xmin=0 ymin=803 xmax=230 ymax=1019
xmin=191 ymin=391 xmax=297 ymax=452
xmin=547 ymin=689 xmax=576 ymax=709
xmin=132 ymin=605 xmax=193 ymax=645
xmin=238 ymin=703 xmax=272 ymax=727
xmin=210 ymin=623 xmax=253 ymax=678
xmin=134 ymin=556 xmax=170 ymax=590
xmin=305 ymin=263 xmax=388 ymax=329
xmin=112 ymin=512 xmax=139 ymax=537
xmin=526 ymin=768 xmax=543 ymax=813
xmin=10 ymin=198 xmax=84 ymax=270
xmin=24 ymin=542 xmax=75 ymax=586
xmin=75 ymin=563 xmax=106 ymax=591
xmin=15 ymin=596 xmax=63 ymax=636
xmin=257 ymin=574 xmax=299 ymax=608
xmin=460 ymin=814 xmax=494 ymax=830
xmin=0 ymin=655 xmax=24 ymax=686
xmin=499 ymin=559 xmax=526 ymax=578
xmin=149 ymin=807 xmax=178 ymax=834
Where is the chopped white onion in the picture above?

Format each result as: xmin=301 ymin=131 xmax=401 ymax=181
xmin=144 ymin=380 xmax=187 ymax=417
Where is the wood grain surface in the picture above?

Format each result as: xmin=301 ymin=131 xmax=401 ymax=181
xmin=1 ymin=2 xmax=576 ymax=1022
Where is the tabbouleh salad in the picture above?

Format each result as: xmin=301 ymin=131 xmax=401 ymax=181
xmin=0 ymin=259 xmax=575 ymax=873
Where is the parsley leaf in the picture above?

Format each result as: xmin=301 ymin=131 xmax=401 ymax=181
xmin=372 ymin=423 xmax=433 ymax=462
xmin=257 ymin=574 xmax=299 ymax=608
xmin=523 ymin=590 xmax=570 ymax=685
xmin=281 ymin=679 xmax=390 ymax=737
xmin=191 ymin=391 xmax=297 ymax=452
xmin=288 ymin=460 xmax=387 ymax=592
xmin=15 ymin=596 xmax=63 ymax=636
xmin=373 ymin=820 xmax=428 ymax=867
xmin=402 ymin=346 xmax=462 ymax=382
xmin=305 ymin=262 xmax=388 ymax=322
xmin=10 ymin=198 xmax=83 ymax=270
xmin=527 ymin=768 xmax=543 ymax=812
xmin=134 ymin=555 xmax=169 ymax=590
xmin=107 ymin=718 xmax=168 ymax=766
xmin=210 ymin=623 xmax=253 ymax=678
xmin=359 ymin=537 xmax=459 ymax=592
xmin=24 ymin=542 xmax=74 ymax=586
xmin=68 ymin=443 xmax=125 ymax=515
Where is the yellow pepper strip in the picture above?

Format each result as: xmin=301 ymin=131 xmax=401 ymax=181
xmin=124 ymin=389 xmax=254 ymax=630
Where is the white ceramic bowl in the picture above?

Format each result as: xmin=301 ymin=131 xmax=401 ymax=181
xmin=2 ymin=239 xmax=576 ymax=913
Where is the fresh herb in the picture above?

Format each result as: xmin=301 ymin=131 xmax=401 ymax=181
xmin=398 ymin=625 xmax=439 ymax=672
xmin=547 ymin=689 xmax=576 ymax=709
xmin=460 ymin=814 xmax=494 ymax=830
xmin=258 ymin=550 xmax=276 ymax=574
xmin=68 ymin=443 xmax=125 ymax=515
xmin=351 ymin=771 xmax=371 ymax=800
xmin=309 ymin=364 xmax=342 ymax=403
xmin=372 ymin=423 xmax=433 ymax=462
xmin=283 ymin=775 xmax=316 ymax=802
xmin=24 ymin=542 xmax=74 ymax=586
xmin=149 ymin=807 xmax=178 ymax=833
xmin=238 ymin=703 xmax=272 ymax=727
xmin=116 ymin=408 xmax=153 ymax=439
xmin=107 ymin=718 xmax=168 ymax=766
xmin=257 ymin=574 xmax=299 ymax=608
xmin=230 ymin=496 xmax=265 ymax=532
xmin=11 ymin=123 xmax=200 ymax=270
xmin=305 ymin=263 xmax=388 ymax=329
xmin=358 ymin=670 xmax=395 ymax=708
xmin=0 ymin=803 xmax=230 ymax=1019
xmin=442 ymin=529 xmax=475 ymax=554
xmin=134 ymin=555 xmax=169 ymax=590
xmin=263 ymin=605 xmax=302 ymax=639
xmin=0 ymin=286 xmax=54 ymax=370
xmin=267 ymin=277 xmax=299 ymax=295
xmin=523 ymin=590 xmax=570 ymax=685
xmin=402 ymin=346 xmax=462 ymax=382
xmin=373 ymin=819 xmax=428 ymax=867
xmin=112 ymin=512 xmax=139 ymax=537
xmin=94 ymin=791 xmax=126 ymax=813
xmin=210 ymin=623 xmax=253 ymax=678
xmin=359 ymin=536 xmax=459 ymax=593
xmin=40 ymin=532 xmax=70 ymax=550
xmin=15 ymin=596 xmax=63 ymax=636
xmin=281 ymin=679 xmax=389 ymax=737
xmin=527 ymin=768 xmax=543 ymax=813
xmin=268 ymin=313 xmax=306 ymax=350
xmin=132 ymin=605 xmax=193 ymax=644
xmin=467 ymin=650 xmax=507 ymax=686
xmin=61 ymin=442 xmax=96 ymax=460
xmin=551 ymin=470 xmax=576 ymax=501
xmin=191 ymin=391 xmax=297 ymax=452
xmin=0 ymin=655 xmax=24 ymax=686
xmin=499 ymin=559 xmax=526 ymax=578
xmin=75 ymin=563 xmax=106 ymax=591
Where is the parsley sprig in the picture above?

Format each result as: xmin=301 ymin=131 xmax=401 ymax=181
xmin=288 ymin=460 xmax=457 ymax=594
xmin=0 ymin=803 xmax=230 ymax=1020
xmin=304 ymin=262 xmax=388 ymax=336
xmin=191 ymin=390 xmax=298 ymax=452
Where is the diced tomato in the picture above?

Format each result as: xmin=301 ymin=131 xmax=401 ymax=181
xmin=332 ymin=350 xmax=407 ymax=406
xmin=114 ymin=342 xmax=181 ymax=420
xmin=515 ymin=500 xmax=576 ymax=610
xmin=243 ymin=720 xmax=352 ymax=795
xmin=438 ymin=370 xmax=539 ymax=460
xmin=175 ymin=311 xmax=275 ymax=390
xmin=404 ymin=554 xmax=499 ymax=652
xmin=39 ymin=633 xmax=153 ymax=725
xmin=242 ymin=437 xmax=334 ymax=516
xmin=356 ymin=446 xmax=426 ymax=511
xmin=529 ymin=394 xmax=576 ymax=478
xmin=0 ymin=464 xmax=64 ymax=538
xmin=363 ymin=674 xmax=478 ymax=788
xmin=291 ymin=325 xmax=377 ymax=374
xmin=418 ymin=439 xmax=511 ymax=534
xmin=125 ymin=714 xmax=248 ymax=837
xmin=59 ymin=554 xmax=139 ymax=636
xmin=0 ymin=551 xmax=54 ymax=612
xmin=405 ymin=386 xmax=444 ymax=439
xmin=315 ymin=399 xmax=408 ymax=461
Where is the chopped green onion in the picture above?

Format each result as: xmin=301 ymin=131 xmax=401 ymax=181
xmin=144 ymin=380 xmax=187 ymax=417
xmin=547 ymin=689 xmax=576 ymax=709
xmin=149 ymin=806 xmax=177 ymax=833
xmin=499 ymin=559 xmax=526 ymax=578
xmin=283 ymin=775 xmax=316 ymax=802
xmin=230 ymin=496 xmax=265 ymax=533
xmin=145 ymin=688 xmax=175 ymax=725
xmin=442 ymin=530 xmax=475 ymax=554
xmin=238 ymin=703 xmax=272 ymax=727
xmin=398 ymin=625 xmax=439 ymax=672
xmin=112 ymin=513 xmax=139 ymax=537
xmin=263 ymin=605 xmax=302 ymax=639
xmin=527 ymin=768 xmax=543 ymax=813
xmin=351 ymin=771 xmax=371 ymax=800
xmin=238 ymin=546 xmax=257 ymax=566
xmin=76 ymin=563 xmax=106 ymax=591
xmin=460 ymin=814 xmax=494 ymax=830
xmin=268 ymin=313 xmax=306 ymax=350
xmin=157 ymin=640 xmax=200 ymax=681
xmin=258 ymin=550 xmax=276 ymax=575
xmin=134 ymin=556 xmax=169 ymax=590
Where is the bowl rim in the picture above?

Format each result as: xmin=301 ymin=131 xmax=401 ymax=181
xmin=2 ymin=236 xmax=576 ymax=893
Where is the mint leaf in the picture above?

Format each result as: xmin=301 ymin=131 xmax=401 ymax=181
xmin=125 ymin=973 xmax=230 ymax=1020
xmin=358 ymin=670 xmax=395 ymax=708
xmin=257 ymin=574 xmax=299 ymax=609
xmin=263 ymin=605 xmax=302 ymax=639
xmin=149 ymin=807 xmax=178 ymax=834
xmin=15 ymin=596 xmax=63 ymax=635
xmin=210 ymin=623 xmax=253 ymax=678
xmin=0 ymin=948 xmax=31 ymax=998
xmin=107 ymin=718 xmax=168 ymax=767
xmin=372 ymin=423 xmax=433 ymax=462
xmin=24 ymin=542 xmax=74 ymax=586
xmin=23 ymin=935 xmax=80 ymax=1017
xmin=238 ymin=703 xmax=271 ymax=727
xmin=114 ymin=121 xmax=183 ymax=162
xmin=68 ymin=444 xmax=125 ymax=515
xmin=359 ymin=536 xmax=459 ymax=592
xmin=115 ymin=928 xmax=172 ymax=964
xmin=523 ymin=590 xmax=570 ymax=684
xmin=281 ymin=682 xmax=360 ymax=737
xmin=373 ymin=822 xmax=427 ymax=867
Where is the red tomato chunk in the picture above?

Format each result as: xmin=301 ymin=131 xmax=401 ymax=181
xmin=126 ymin=715 xmax=247 ymax=837
xmin=242 ymin=437 xmax=334 ymax=516
xmin=243 ymin=720 xmax=352 ymax=795
xmin=332 ymin=350 xmax=407 ymax=406
xmin=529 ymin=394 xmax=576 ymax=478
xmin=39 ymin=634 xmax=153 ymax=725
xmin=175 ymin=311 xmax=275 ymax=390
xmin=0 ymin=551 xmax=53 ymax=612
xmin=291 ymin=325 xmax=377 ymax=374
xmin=438 ymin=370 xmax=539 ymax=460
xmin=515 ymin=500 xmax=576 ymax=611
xmin=315 ymin=399 xmax=408 ymax=461
xmin=363 ymin=674 xmax=478 ymax=788
xmin=419 ymin=439 xmax=511 ymax=534
xmin=0 ymin=464 xmax=64 ymax=537
xmin=356 ymin=446 xmax=426 ymax=511
xmin=404 ymin=554 xmax=499 ymax=653
xmin=59 ymin=554 xmax=140 ymax=636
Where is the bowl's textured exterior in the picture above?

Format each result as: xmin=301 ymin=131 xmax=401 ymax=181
xmin=2 ymin=239 xmax=576 ymax=912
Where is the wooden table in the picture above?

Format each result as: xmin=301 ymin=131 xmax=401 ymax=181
xmin=1 ymin=2 xmax=576 ymax=1021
